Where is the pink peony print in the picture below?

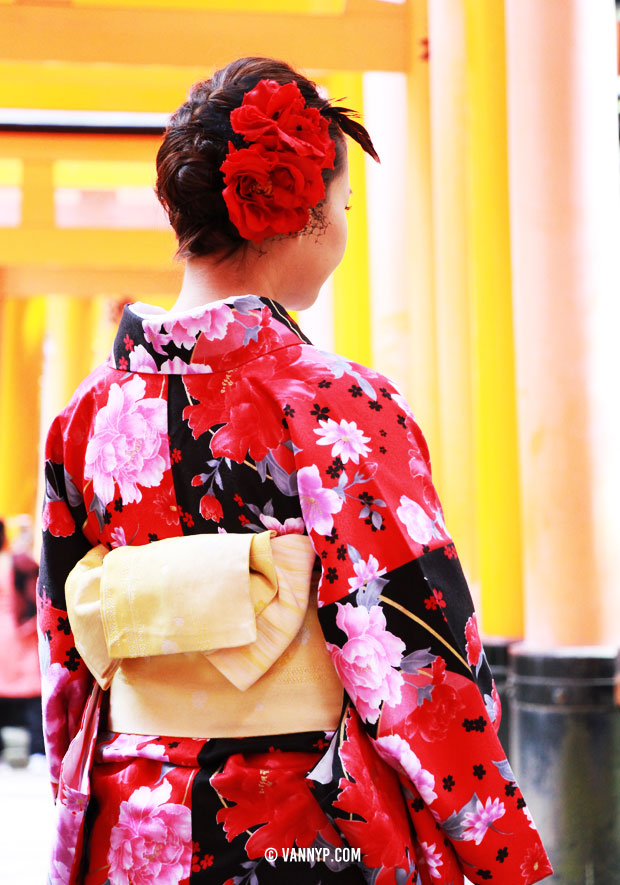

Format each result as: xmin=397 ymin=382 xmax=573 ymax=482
xmin=49 ymin=797 xmax=85 ymax=885
xmin=462 ymin=796 xmax=506 ymax=845
xmin=142 ymin=303 xmax=234 ymax=354
xmin=313 ymin=418 xmax=371 ymax=464
xmin=327 ymin=603 xmax=405 ymax=724
xmin=129 ymin=345 xmax=158 ymax=373
xmin=396 ymin=495 xmax=437 ymax=545
xmin=97 ymin=734 xmax=169 ymax=763
xmin=165 ymin=303 xmax=234 ymax=348
xmin=348 ymin=553 xmax=386 ymax=592
xmin=374 ymin=734 xmax=437 ymax=804
xmin=108 ymin=779 xmax=192 ymax=885
xmin=160 ymin=356 xmax=206 ymax=374
xmin=84 ymin=376 xmax=170 ymax=506
xmin=259 ymin=514 xmax=305 ymax=535
xmin=297 ymin=465 xmax=343 ymax=536
xmin=41 ymin=663 xmax=88 ymax=786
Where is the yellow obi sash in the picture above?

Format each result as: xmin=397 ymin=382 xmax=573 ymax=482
xmin=65 ymin=532 xmax=343 ymax=738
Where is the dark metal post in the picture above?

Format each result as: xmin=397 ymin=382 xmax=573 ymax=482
xmin=509 ymin=644 xmax=619 ymax=883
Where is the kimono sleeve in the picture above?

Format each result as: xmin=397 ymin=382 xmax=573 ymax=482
xmin=286 ymin=358 xmax=552 ymax=885
xmin=37 ymin=413 xmax=93 ymax=799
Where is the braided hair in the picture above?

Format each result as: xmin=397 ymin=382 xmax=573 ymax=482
xmin=155 ymin=57 xmax=378 ymax=258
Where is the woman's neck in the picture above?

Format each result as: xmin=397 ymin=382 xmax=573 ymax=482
xmin=171 ymin=251 xmax=277 ymax=313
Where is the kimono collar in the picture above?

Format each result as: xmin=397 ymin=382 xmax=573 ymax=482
xmin=108 ymin=294 xmax=311 ymax=375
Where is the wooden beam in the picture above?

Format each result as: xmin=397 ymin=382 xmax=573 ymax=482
xmin=0 ymin=228 xmax=177 ymax=269
xmin=0 ymin=266 xmax=182 ymax=299
xmin=0 ymin=1 xmax=407 ymax=71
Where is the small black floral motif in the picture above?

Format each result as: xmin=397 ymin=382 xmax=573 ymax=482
xmin=504 ymin=782 xmax=517 ymax=797
xmin=103 ymin=509 xmax=112 ymax=525
xmin=368 ymin=400 xmax=382 ymax=411
xmin=496 ymin=847 xmax=508 ymax=864
xmin=318 ymin=379 xmax=332 ymax=389
xmin=462 ymin=716 xmax=487 ymax=733
xmin=411 ymin=798 xmax=424 ymax=812
xmin=325 ymin=528 xmax=339 ymax=544
xmin=326 ymin=457 xmax=345 ymax=479
xmin=397 ymin=414 xmax=407 ymax=427
xmin=283 ymin=403 xmax=295 ymax=417
xmin=56 ymin=616 xmax=71 ymax=635
xmin=379 ymin=387 xmax=392 ymax=399
xmin=63 ymin=647 xmax=81 ymax=672
xmin=358 ymin=491 xmax=374 ymax=506
xmin=517 ymin=797 xmax=526 ymax=810
xmin=348 ymin=384 xmax=362 ymax=398
xmin=114 ymin=497 xmax=123 ymax=513
xmin=148 ymin=533 xmax=159 ymax=543
xmin=325 ymin=567 xmax=338 ymax=584
xmin=473 ymin=764 xmax=486 ymax=780
xmin=442 ymin=775 xmax=455 ymax=792
xmin=379 ymin=446 xmax=387 ymax=454
xmin=379 ymin=429 xmax=387 ymax=437
xmin=310 ymin=403 xmax=329 ymax=422
xmin=336 ymin=545 xmax=347 ymax=561
xmin=476 ymin=871 xmax=492 ymax=880
xmin=321 ymin=550 xmax=328 ymax=559
xmin=168 ymin=741 xmax=180 ymax=748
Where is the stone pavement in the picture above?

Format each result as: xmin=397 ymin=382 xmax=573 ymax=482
xmin=0 ymin=757 xmax=54 ymax=884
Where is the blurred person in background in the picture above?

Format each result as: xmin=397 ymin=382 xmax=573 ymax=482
xmin=0 ymin=516 xmax=44 ymax=765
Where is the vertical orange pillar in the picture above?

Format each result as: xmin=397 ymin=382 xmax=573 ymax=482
xmin=328 ymin=73 xmax=372 ymax=368
xmin=0 ymin=296 xmax=45 ymax=519
xmin=43 ymin=295 xmax=97 ymax=415
xmin=505 ymin=0 xmax=620 ymax=645
xmin=427 ymin=0 xmax=479 ymax=597
xmin=405 ymin=0 xmax=439 ymax=460
xmin=464 ymin=0 xmax=523 ymax=637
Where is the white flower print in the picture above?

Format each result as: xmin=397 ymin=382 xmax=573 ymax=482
xmin=313 ymin=418 xmax=371 ymax=464
xmin=462 ymin=796 xmax=506 ymax=845
xmin=396 ymin=495 xmax=437 ymax=545
xmin=348 ymin=554 xmax=387 ymax=592
xmin=297 ymin=465 xmax=343 ymax=535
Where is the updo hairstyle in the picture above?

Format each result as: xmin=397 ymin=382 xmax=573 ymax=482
xmin=155 ymin=56 xmax=378 ymax=258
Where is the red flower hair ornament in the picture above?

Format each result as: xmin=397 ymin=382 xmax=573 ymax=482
xmin=220 ymin=79 xmax=336 ymax=242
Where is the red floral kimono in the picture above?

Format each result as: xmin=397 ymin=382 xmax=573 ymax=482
xmin=37 ymin=295 xmax=552 ymax=884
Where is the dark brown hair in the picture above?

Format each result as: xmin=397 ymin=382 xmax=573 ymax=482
xmin=156 ymin=57 xmax=379 ymax=258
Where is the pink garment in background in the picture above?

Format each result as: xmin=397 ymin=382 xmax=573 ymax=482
xmin=0 ymin=551 xmax=41 ymax=698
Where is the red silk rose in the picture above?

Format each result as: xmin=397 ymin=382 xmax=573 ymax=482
xmin=221 ymin=79 xmax=335 ymax=241
xmin=221 ymin=143 xmax=326 ymax=242
xmin=230 ymin=80 xmax=335 ymax=167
